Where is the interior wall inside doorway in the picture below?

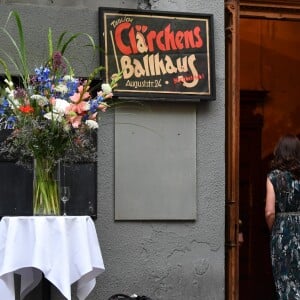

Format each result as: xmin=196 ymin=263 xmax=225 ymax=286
xmin=239 ymin=17 xmax=300 ymax=300
xmin=240 ymin=18 xmax=300 ymax=157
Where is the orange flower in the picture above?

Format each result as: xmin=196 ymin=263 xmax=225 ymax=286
xmin=19 ymin=105 xmax=34 ymax=114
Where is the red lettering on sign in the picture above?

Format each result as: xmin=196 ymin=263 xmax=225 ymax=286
xmin=114 ymin=22 xmax=132 ymax=55
xmin=114 ymin=22 xmax=204 ymax=55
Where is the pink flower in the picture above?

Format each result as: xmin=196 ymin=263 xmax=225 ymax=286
xmin=70 ymin=85 xmax=90 ymax=104
xmin=104 ymin=92 xmax=113 ymax=99
xmin=67 ymin=101 xmax=89 ymax=114
xmin=68 ymin=115 xmax=83 ymax=128
xmin=89 ymin=113 xmax=97 ymax=120
xmin=98 ymin=103 xmax=108 ymax=112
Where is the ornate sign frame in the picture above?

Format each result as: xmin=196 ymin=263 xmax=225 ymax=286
xmin=99 ymin=7 xmax=216 ymax=101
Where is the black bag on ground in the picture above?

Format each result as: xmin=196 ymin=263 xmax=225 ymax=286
xmin=108 ymin=294 xmax=152 ymax=300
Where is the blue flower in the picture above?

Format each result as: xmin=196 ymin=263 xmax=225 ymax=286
xmin=96 ymin=94 xmax=104 ymax=103
xmin=6 ymin=116 xmax=16 ymax=129
xmin=35 ymin=66 xmax=51 ymax=82
xmin=0 ymin=98 xmax=10 ymax=115
xmin=0 ymin=106 xmax=5 ymax=116
xmin=89 ymin=99 xmax=99 ymax=114
xmin=66 ymin=79 xmax=79 ymax=97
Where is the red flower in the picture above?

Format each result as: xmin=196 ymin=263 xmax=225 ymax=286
xmin=19 ymin=105 xmax=34 ymax=114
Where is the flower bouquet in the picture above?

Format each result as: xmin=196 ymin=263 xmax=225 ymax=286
xmin=0 ymin=11 xmax=122 ymax=215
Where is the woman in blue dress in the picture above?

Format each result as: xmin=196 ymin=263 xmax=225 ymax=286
xmin=265 ymin=134 xmax=300 ymax=300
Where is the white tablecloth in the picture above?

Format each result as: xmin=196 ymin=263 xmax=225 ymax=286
xmin=0 ymin=216 xmax=105 ymax=300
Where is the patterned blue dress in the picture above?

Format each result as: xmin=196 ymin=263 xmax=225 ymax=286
xmin=268 ymin=170 xmax=300 ymax=300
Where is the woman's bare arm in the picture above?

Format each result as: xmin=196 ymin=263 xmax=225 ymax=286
xmin=265 ymin=177 xmax=276 ymax=231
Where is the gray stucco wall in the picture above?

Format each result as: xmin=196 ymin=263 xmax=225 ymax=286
xmin=0 ymin=1 xmax=225 ymax=299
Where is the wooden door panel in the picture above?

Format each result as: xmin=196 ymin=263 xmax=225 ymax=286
xmin=239 ymin=90 xmax=276 ymax=300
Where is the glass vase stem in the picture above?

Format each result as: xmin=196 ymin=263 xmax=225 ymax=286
xmin=33 ymin=158 xmax=60 ymax=215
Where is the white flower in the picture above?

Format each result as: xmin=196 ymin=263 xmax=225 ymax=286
xmin=83 ymin=102 xmax=90 ymax=111
xmin=63 ymin=75 xmax=76 ymax=82
xmin=54 ymin=83 xmax=68 ymax=94
xmin=101 ymin=83 xmax=112 ymax=94
xmin=54 ymin=98 xmax=70 ymax=114
xmin=31 ymin=94 xmax=49 ymax=106
xmin=85 ymin=119 xmax=99 ymax=129
xmin=5 ymin=90 xmax=19 ymax=107
xmin=44 ymin=111 xmax=62 ymax=122
xmin=4 ymin=79 xmax=14 ymax=88
xmin=5 ymin=88 xmax=15 ymax=103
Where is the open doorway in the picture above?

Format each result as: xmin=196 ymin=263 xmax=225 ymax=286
xmin=239 ymin=14 xmax=300 ymax=299
xmin=226 ymin=1 xmax=300 ymax=299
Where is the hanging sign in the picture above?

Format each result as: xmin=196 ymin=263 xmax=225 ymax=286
xmin=99 ymin=8 xmax=216 ymax=101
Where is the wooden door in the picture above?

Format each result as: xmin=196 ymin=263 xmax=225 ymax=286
xmin=239 ymin=90 xmax=276 ymax=300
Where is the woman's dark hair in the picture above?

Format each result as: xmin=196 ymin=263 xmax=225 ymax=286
xmin=271 ymin=134 xmax=300 ymax=178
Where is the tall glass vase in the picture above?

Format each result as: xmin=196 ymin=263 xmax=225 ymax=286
xmin=33 ymin=158 xmax=61 ymax=215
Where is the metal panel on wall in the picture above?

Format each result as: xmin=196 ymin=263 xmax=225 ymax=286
xmin=115 ymin=102 xmax=197 ymax=220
